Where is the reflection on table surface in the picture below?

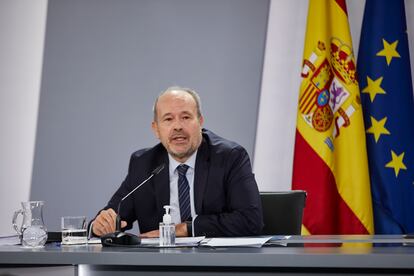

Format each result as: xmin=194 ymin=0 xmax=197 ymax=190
xmin=266 ymin=234 xmax=414 ymax=248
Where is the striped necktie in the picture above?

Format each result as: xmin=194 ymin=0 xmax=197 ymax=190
xmin=177 ymin=164 xmax=191 ymax=222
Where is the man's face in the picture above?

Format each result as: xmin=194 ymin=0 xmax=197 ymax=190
xmin=152 ymin=90 xmax=204 ymax=163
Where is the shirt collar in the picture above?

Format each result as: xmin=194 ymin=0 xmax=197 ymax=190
xmin=168 ymin=150 xmax=197 ymax=175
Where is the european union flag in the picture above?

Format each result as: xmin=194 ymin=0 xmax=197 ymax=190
xmin=357 ymin=0 xmax=414 ymax=234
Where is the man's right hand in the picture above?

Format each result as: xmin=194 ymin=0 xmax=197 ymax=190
xmin=92 ymin=208 xmax=127 ymax=237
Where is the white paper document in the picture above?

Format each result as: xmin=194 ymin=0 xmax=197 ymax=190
xmin=0 ymin=234 xmax=20 ymax=246
xmin=87 ymin=238 xmax=102 ymax=244
xmin=200 ymin=236 xmax=272 ymax=248
xmin=141 ymin=236 xmax=205 ymax=247
xmin=86 ymin=236 xmax=205 ymax=246
xmin=84 ymin=236 xmax=274 ymax=248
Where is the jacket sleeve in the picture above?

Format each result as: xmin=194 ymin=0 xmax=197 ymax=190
xmin=90 ymin=153 xmax=138 ymax=233
xmin=193 ymin=146 xmax=263 ymax=237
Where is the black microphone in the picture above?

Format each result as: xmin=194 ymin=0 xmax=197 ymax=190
xmin=101 ymin=163 xmax=165 ymax=247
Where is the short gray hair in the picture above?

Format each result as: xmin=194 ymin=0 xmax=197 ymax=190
xmin=153 ymin=86 xmax=202 ymax=121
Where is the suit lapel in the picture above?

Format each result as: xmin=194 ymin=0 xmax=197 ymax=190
xmin=152 ymin=134 xmax=210 ymax=216
xmin=154 ymin=152 xmax=170 ymax=216
xmin=194 ymin=137 xmax=210 ymax=214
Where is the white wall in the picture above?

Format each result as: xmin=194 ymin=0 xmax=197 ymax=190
xmin=253 ymin=0 xmax=309 ymax=192
xmin=1 ymin=0 xmax=413 ymax=234
xmin=0 ymin=0 xmax=48 ymax=235
xmin=407 ymin=0 xmax=414 ymax=78
xmin=254 ymin=0 xmax=414 ymax=192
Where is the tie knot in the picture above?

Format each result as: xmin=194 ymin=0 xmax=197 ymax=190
xmin=177 ymin=164 xmax=189 ymax=176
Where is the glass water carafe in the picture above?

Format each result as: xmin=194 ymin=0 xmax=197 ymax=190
xmin=12 ymin=201 xmax=48 ymax=247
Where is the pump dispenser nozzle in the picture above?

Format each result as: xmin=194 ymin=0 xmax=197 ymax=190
xmin=162 ymin=205 xmax=172 ymax=224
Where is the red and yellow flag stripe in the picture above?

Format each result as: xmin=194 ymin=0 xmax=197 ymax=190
xmin=292 ymin=0 xmax=374 ymax=235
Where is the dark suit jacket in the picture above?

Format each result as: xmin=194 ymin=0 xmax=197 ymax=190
xmin=102 ymin=129 xmax=263 ymax=237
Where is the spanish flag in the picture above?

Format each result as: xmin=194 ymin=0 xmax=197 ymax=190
xmin=292 ymin=0 xmax=374 ymax=235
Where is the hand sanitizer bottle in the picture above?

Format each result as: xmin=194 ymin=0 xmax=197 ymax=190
xmin=159 ymin=205 xmax=175 ymax=246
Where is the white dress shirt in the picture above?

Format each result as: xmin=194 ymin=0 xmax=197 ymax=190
xmin=168 ymin=151 xmax=197 ymax=235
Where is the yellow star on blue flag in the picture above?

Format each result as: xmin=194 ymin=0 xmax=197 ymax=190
xmin=357 ymin=0 xmax=414 ymax=234
xmin=376 ymin=39 xmax=401 ymax=66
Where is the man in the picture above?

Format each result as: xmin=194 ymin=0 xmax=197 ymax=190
xmin=92 ymin=87 xmax=263 ymax=237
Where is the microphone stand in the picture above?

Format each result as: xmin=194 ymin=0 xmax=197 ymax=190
xmin=101 ymin=164 xmax=165 ymax=247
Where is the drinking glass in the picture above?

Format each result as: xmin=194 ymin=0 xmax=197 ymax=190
xmin=61 ymin=216 xmax=87 ymax=245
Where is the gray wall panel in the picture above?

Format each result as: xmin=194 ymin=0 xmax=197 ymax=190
xmin=31 ymin=0 xmax=269 ymax=231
